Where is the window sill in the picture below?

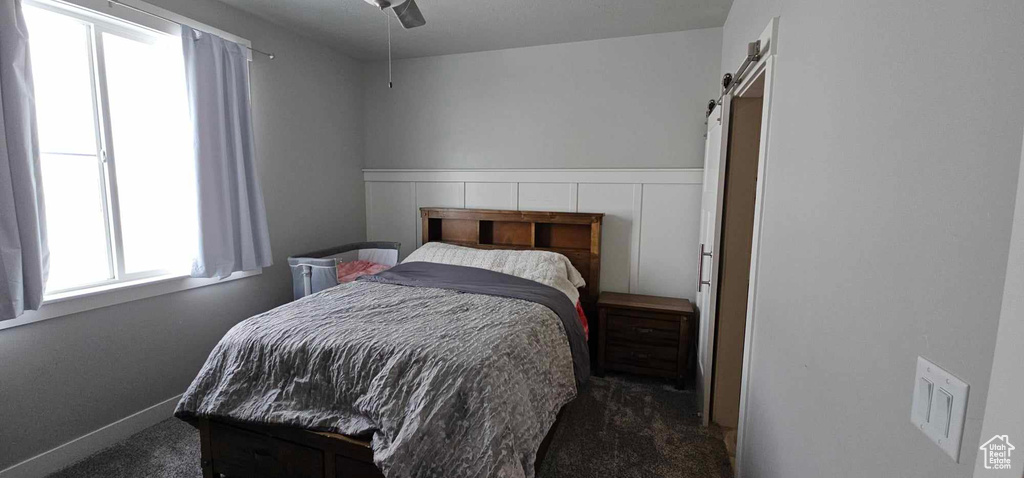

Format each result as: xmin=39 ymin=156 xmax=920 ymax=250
xmin=0 ymin=269 xmax=262 ymax=331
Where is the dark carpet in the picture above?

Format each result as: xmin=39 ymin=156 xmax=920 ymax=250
xmin=48 ymin=375 xmax=732 ymax=478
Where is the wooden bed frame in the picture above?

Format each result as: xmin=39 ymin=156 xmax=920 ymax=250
xmin=186 ymin=208 xmax=604 ymax=478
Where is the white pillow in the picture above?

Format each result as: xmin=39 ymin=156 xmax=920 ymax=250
xmin=403 ymin=242 xmax=586 ymax=304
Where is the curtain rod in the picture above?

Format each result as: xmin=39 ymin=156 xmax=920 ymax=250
xmin=106 ymin=0 xmax=276 ymax=59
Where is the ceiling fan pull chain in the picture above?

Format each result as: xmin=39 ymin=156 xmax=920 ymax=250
xmin=387 ymin=12 xmax=393 ymax=88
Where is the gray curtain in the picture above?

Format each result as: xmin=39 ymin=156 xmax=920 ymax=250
xmin=0 ymin=0 xmax=48 ymax=321
xmin=181 ymin=26 xmax=272 ymax=279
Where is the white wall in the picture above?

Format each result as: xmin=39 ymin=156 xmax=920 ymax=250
xmin=0 ymin=0 xmax=366 ymax=471
xmin=973 ymin=133 xmax=1024 ymax=477
xmin=363 ymin=29 xmax=722 ymax=169
xmin=724 ymin=0 xmax=1024 ymax=476
xmin=720 ymin=0 xmax=780 ymax=77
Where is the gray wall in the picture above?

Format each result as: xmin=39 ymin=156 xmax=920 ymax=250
xmin=363 ymin=29 xmax=722 ymax=169
xmin=974 ymin=133 xmax=1024 ymax=477
xmin=722 ymin=0 xmax=1023 ymax=476
xmin=0 ymin=0 xmax=366 ymax=469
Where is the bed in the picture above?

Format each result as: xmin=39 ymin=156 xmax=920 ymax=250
xmin=176 ymin=208 xmax=604 ymax=478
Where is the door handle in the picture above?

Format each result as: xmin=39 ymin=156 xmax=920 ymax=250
xmin=697 ymin=244 xmax=713 ymax=292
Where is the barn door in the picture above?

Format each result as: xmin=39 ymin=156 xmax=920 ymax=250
xmin=697 ymin=95 xmax=731 ymax=426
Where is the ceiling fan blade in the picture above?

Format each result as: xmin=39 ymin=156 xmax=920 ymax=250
xmin=393 ymin=0 xmax=425 ymax=29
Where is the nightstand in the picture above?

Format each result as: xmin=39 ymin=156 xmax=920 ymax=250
xmin=596 ymin=292 xmax=695 ymax=388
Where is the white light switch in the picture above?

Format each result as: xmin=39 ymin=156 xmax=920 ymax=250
xmin=915 ymin=377 xmax=933 ymax=423
xmin=933 ymin=388 xmax=952 ymax=437
xmin=910 ymin=357 xmax=970 ymax=462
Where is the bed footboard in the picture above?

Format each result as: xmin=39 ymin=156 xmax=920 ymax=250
xmin=193 ymin=418 xmax=381 ymax=478
xmin=189 ymin=414 xmax=562 ymax=478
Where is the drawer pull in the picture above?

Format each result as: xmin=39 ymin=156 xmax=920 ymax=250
xmin=253 ymin=449 xmax=273 ymax=463
xmin=631 ymin=352 xmax=651 ymax=360
xmin=634 ymin=327 xmax=654 ymax=334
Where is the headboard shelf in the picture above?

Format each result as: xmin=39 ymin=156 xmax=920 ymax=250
xmin=420 ymin=208 xmax=604 ymax=301
xmin=479 ymin=220 xmax=533 ymax=248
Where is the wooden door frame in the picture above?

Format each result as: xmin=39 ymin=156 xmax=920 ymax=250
xmin=733 ymin=17 xmax=779 ymax=478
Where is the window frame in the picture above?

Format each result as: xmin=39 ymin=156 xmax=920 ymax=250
xmin=5 ymin=0 xmax=262 ymax=330
xmin=28 ymin=0 xmax=193 ymax=295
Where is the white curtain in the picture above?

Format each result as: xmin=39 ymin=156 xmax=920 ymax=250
xmin=0 ymin=0 xmax=48 ymax=321
xmin=181 ymin=26 xmax=272 ymax=279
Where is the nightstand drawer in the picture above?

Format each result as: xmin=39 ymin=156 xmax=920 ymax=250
xmin=606 ymin=343 xmax=678 ymax=372
xmin=606 ymin=314 xmax=679 ymax=347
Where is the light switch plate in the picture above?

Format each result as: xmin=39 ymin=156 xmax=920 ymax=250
xmin=910 ymin=356 xmax=970 ymax=462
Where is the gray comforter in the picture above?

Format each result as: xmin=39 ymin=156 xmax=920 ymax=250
xmin=175 ymin=263 xmax=589 ymax=478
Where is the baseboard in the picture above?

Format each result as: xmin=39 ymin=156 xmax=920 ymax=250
xmin=0 ymin=394 xmax=183 ymax=478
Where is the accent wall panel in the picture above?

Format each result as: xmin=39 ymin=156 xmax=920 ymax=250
xmin=366 ymin=181 xmax=417 ymax=259
xmin=577 ymin=183 xmax=639 ymax=294
xmin=415 ymin=182 xmax=466 ymax=247
xmin=364 ymin=169 xmax=703 ymax=298
xmin=465 ymin=182 xmax=517 ymax=210
xmin=517 ymin=183 xmax=577 ymax=212
xmin=637 ymin=184 xmax=702 ymax=300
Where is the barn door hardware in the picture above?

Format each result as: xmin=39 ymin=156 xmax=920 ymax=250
xmin=706 ymin=40 xmax=763 ymax=114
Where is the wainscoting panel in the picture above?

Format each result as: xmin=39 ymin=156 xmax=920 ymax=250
xmin=518 ymin=183 xmax=578 ymax=212
xmin=364 ymin=169 xmax=703 ymax=300
xmin=465 ymin=182 xmax=517 ymax=210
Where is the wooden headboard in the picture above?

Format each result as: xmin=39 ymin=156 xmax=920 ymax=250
xmin=419 ymin=208 xmax=604 ymax=302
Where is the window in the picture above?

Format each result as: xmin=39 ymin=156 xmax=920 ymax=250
xmin=24 ymin=1 xmax=196 ymax=295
